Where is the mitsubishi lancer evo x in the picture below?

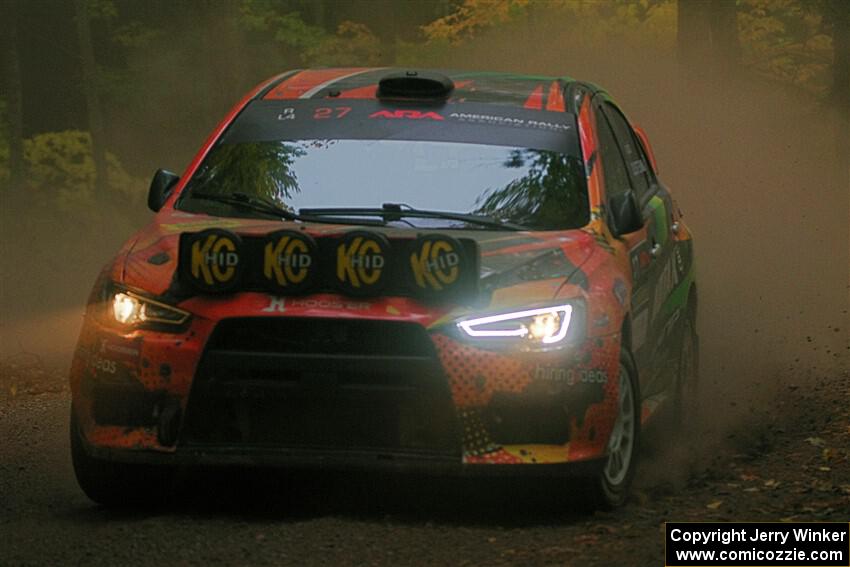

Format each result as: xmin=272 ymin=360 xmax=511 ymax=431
xmin=70 ymin=68 xmax=698 ymax=509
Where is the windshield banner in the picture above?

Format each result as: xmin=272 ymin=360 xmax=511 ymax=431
xmin=221 ymin=100 xmax=580 ymax=156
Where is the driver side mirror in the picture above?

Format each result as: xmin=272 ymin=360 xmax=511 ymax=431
xmin=609 ymin=190 xmax=644 ymax=237
xmin=148 ymin=169 xmax=180 ymax=212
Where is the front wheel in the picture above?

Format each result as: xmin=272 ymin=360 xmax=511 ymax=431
xmin=585 ymin=351 xmax=641 ymax=509
xmin=70 ymin=408 xmax=173 ymax=507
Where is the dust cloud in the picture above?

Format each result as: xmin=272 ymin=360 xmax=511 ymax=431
xmin=436 ymin=12 xmax=849 ymax=488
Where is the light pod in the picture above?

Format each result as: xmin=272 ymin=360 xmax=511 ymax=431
xmin=179 ymin=228 xmax=244 ymax=292
xmin=260 ymin=230 xmax=318 ymax=294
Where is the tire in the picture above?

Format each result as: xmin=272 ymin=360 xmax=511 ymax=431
xmin=584 ymin=350 xmax=641 ymax=509
xmin=70 ymin=408 xmax=173 ymax=507
xmin=672 ymin=313 xmax=699 ymax=428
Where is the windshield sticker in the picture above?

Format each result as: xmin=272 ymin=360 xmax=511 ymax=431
xmin=278 ymin=107 xmax=296 ymax=121
xmin=223 ymin=100 xmax=580 ymax=156
xmin=370 ymin=109 xmax=444 ymax=120
xmin=449 ymin=112 xmax=571 ymax=132
xmin=629 ymin=159 xmax=647 ymax=176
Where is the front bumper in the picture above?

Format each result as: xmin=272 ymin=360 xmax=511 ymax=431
xmin=70 ymin=311 xmax=621 ymax=469
xmin=78 ymin=436 xmax=607 ymax=477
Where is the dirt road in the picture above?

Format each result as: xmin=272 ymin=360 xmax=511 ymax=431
xmin=1 ymin=360 xmax=848 ymax=567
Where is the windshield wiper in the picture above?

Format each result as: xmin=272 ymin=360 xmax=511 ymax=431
xmin=188 ymin=191 xmax=305 ymax=221
xmin=185 ymin=192 xmax=391 ymax=226
xmin=298 ymin=204 xmax=529 ymax=231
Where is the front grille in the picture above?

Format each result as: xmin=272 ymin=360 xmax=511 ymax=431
xmin=181 ymin=318 xmax=460 ymax=457
xmin=206 ymin=317 xmax=435 ymax=357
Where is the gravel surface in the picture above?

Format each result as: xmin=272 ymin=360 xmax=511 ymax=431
xmin=1 ymin=361 xmax=848 ymax=566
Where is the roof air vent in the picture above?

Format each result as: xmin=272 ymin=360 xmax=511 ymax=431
xmin=377 ymin=71 xmax=454 ymax=100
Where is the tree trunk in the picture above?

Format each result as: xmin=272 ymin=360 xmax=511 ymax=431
xmin=829 ymin=0 xmax=849 ymax=106
xmin=2 ymin=0 xmax=25 ymax=194
xmin=709 ymin=0 xmax=741 ymax=82
xmin=311 ymin=0 xmax=327 ymax=31
xmin=829 ymin=0 xmax=849 ymax=272
xmin=73 ymin=0 xmax=109 ymax=199
xmin=677 ymin=0 xmax=712 ymax=87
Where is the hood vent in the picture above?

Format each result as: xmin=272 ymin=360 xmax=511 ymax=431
xmin=377 ymin=70 xmax=454 ymax=100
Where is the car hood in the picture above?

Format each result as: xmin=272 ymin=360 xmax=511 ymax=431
xmin=119 ymin=212 xmax=597 ymax=323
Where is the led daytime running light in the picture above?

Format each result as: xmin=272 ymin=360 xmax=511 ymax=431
xmin=457 ymin=304 xmax=573 ymax=344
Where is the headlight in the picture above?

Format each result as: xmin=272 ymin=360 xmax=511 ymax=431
xmin=109 ymin=289 xmax=190 ymax=328
xmin=456 ymin=304 xmax=576 ymax=347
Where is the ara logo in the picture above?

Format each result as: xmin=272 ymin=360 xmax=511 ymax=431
xmin=262 ymin=230 xmax=317 ymax=292
xmin=409 ymin=235 xmax=462 ymax=293
xmin=185 ymin=229 xmax=243 ymax=291
xmin=336 ymin=232 xmax=389 ymax=293
xmin=369 ymin=110 xmax=444 ymax=120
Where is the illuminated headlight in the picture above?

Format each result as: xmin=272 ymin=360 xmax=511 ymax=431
xmin=457 ymin=304 xmax=574 ymax=346
xmin=110 ymin=290 xmax=189 ymax=328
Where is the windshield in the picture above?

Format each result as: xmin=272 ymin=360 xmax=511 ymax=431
xmin=177 ymin=100 xmax=589 ymax=230
xmin=179 ymin=140 xmax=588 ymax=230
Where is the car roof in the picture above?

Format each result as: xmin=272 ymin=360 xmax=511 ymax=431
xmin=260 ymin=67 xmax=596 ymax=113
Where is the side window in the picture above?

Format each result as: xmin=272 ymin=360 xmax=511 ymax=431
xmin=602 ymin=103 xmax=653 ymax=199
xmin=594 ymin=107 xmax=632 ymax=199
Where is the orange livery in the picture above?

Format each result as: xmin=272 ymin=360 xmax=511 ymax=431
xmin=69 ymin=68 xmax=698 ymax=509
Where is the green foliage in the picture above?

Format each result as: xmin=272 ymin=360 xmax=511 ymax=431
xmin=422 ymin=0 xmax=834 ymax=96
xmin=0 ymin=99 xmax=8 ymax=186
xmin=306 ymin=21 xmax=383 ymax=66
xmin=422 ymin=0 xmax=673 ymax=44
xmin=422 ymin=0 xmax=530 ymax=43
xmin=473 ymin=151 xmax=588 ymax=230
xmin=239 ymin=0 xmax=327 ymax=52
xmin=420 ymin=0 xmax=677 ymax=56
xmin=239 ymin=0 xmax=382 ymax=66
xmin=394 ymin=37 xmax=455 ymax=67
xmin=189 ymin=141 xmax=305 ymax=205
xmin=22 ymin=130 xmax=145 ymax=218
xmin=110 ymin=21 xmax=163 ymax=49
xmin=739 ymin=0 xmax=833 ymax=93
xmin=85 ymin=0 xmax=118 ymax=21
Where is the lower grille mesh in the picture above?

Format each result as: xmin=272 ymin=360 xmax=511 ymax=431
xmin=181 ymin=317 xmax=460 ymax=456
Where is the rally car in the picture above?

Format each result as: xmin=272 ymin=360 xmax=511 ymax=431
xmin=69 ymin=68 xmax=698 ymax=509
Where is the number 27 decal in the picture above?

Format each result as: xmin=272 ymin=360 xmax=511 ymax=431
xmin=313 ymin=106 xmax=351 ymax=119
